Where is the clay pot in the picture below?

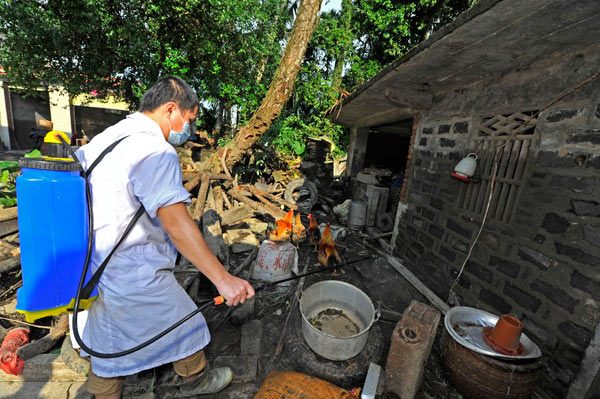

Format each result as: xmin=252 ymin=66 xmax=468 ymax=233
xmin=441 ymin=330 xmax=541 ymax=399
xmin=488 ymin=314 xmax=523 ymax=352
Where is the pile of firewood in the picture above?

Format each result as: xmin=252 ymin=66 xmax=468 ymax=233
xmin=181 ymin=171 xmax=299 ymax=265
xmin=0 ymin=207 xmax=20 ymax=276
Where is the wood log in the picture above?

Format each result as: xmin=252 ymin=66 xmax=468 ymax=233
xmin=213 ymin=186 xmax=224 ymax=214
xmin=184 ymin=173 xmax=203 ymax=192
xmin=0 ymin=256 xmax=20 ymax=274
xmin=246 ymin=186 xmax=298 ymax=211
xmin=183 ymin=172 xmax=233 ymax=192
xmin=219 ymin=205 xmax=255 ymax=226
xmin=192 ymin=173 xmax=210 ymax=221
xmin=228 ymin=189 xmax=286 ymax=220
xmin=16 ymin=314 xmax=69 ymax=360
xmin=239 ymin=189 xmax=286 ymax=218
xmin=205 ymin=187 xmax=216 ymax=211
xmin=220 ymin=148 xmax=232 ymax=179
xmin=0 ymin=218 xmax=18 ymax=238
xmin=202 ymin=191 xmax=229 ymax=266
xmin=0 ymin=207 xmax=18 ymax=223
xmin=221 ymin=190 xmax=232 ymax=210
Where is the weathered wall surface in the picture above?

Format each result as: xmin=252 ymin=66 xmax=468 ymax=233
xmin=393 ymin=44 xmax=600 ymax=398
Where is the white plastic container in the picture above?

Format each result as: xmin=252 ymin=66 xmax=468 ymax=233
xmin=252 ymin=240 xmax=298 ymax=285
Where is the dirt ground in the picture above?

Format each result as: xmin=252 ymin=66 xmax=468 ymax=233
xmin=0 ymin=222 xmax=464 ymax=398
xmin=199 ymin=231 xmax=464 ymax=398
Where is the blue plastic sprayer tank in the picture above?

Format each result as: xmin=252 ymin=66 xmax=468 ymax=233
xmin=15 ymin=158 xmax=96 ymax=322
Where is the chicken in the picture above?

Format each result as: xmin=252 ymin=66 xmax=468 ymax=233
xmin=268 ymin=210 xmax=294 ymax=242
xmin=308 ymin=213 xmax=320 ymax=252
xmin=317 ymin=223 xmax=342 ymax=270
xmin=292 ymin=212 xmax=307 ymax=247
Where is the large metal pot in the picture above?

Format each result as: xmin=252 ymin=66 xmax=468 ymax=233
xmin=299 ymin=280 xmax=378 ymax=361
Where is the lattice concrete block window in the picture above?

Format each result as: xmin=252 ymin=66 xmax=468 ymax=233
xmin=457 ymin=111 xmax=538 ymax=223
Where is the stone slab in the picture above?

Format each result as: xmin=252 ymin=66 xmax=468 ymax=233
xmin=0 ymin=297 xmax=17 ymax=315
xmin=0 ymin=381 xmax=90 ymax=398
xmin=213 ymin=355 xmax=258 ymax=383
xmin=246 ymin=218 xmax=269 ymax=236
xmin=224 ymin=229 xmax=260 ymax=253
xmin=0 ymin=353 xmax=87 ymax=382
xmin=241 ymin=319 xmax=263 ymax=356
xmin=230 ymin=298 xmax=256 ymax=325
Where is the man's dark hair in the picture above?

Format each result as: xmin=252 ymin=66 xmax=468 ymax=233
xmin=139 ymin=76 xmax=198 ymax=113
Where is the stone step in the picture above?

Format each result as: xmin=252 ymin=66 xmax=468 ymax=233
xmin=0 ymin=354 xmax=87 ymax=383
xmin=0 ymin=381 xmax=90 ymax=398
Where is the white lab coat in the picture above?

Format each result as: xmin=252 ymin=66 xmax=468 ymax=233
xmin=75 ymin=112 xmax=209 ymax=377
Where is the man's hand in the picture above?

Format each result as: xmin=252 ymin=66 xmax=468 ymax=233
xmin=214 ymin=274 xmax=255 ymax=307
xmin=158 ymin=202 xmax=256 ymax=306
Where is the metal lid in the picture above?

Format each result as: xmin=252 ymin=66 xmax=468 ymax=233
xmin=444 ymin=306 xmax=542 ymax=360
xmin=19 ymin=157 xmax=82 ymax=172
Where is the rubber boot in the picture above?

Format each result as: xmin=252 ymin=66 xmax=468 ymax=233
xmin=179 ymin=367 xmax=233 ymax=396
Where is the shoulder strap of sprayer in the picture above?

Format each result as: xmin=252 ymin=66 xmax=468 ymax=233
xmin=79 ymin=136 xmax=146 ymax=300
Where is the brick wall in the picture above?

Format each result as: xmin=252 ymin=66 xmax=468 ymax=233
xmin=392 ymin=47 xmax=600 ymax=398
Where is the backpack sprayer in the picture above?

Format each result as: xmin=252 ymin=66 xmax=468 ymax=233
xmin=15 ymin=131 xmax=374 ymax=358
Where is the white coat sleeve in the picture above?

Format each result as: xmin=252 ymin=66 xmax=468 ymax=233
xmin=129 ymin=150 xmax=191 ymax=218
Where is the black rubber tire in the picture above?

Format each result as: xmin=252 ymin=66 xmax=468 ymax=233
xmin=284 ymin=305 xmax=385 ymax=389
xmin=377 ymin=213 xmax=394 ymax=232
xmin=284 ymin=178 xmax=319 ymax=213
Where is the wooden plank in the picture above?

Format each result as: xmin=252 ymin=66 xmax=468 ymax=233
xmin=494 ymin=140 xmax=522 ymax=220
xmin=246 ymin=186 xmax=297 ymax=211
xmin=213 ymin=186 xmax=224 ymax=214
xmin=503 ymin=140 xmax=530 ymax=223
xmin=0 ymin=207 xmax=18 ymax=223
xmin=0 ymin=256 xmax=19 ymax=274
xmin=489 ymin=141 xmax=512 ymax=219
xmin=472 ymin=140 xmax=494 ymax=213
xmin=183 ymin=172 xmax=233 ymax=192
xmin=466 ymin=140 xmax=488 ymax=211
xmin=366 ymin=186 xmax=388 ymax=227
xmin=0 ymin=218 xmax=18 ymax=238
xmin=363 ymin=242 xmax=450 ymax=315
xmin=244 ymin=187 xmax=287 ymax=216
xmin=192 ymin=173 xmax=210 ymax=221
xmin=220 ymin=205 xmax=255 ymax=226
xmin=228 ymin=189 xmax=287 ymax=220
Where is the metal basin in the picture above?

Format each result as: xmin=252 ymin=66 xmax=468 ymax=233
xmin=299 ymin=280 xmax=377 ymax=361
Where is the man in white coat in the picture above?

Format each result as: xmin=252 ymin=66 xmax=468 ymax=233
xmin=75 ymin=76 xmax=255 ymax=398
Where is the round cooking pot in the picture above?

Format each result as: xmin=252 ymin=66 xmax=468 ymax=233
xmin=299 ymin=280 xmax=378 ymax=361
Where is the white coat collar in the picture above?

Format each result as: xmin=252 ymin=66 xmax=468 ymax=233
xmin=126 ymin=112 xmax=166 ymax=140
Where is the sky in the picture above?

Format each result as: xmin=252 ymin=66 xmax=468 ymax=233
xmin=320 ymin=0 xmax=342 ymax=13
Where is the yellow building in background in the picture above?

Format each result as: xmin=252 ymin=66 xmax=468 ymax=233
xmin=0 ymin=81 xmax=130 ymax=150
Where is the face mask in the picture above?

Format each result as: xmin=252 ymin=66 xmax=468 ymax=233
xmin=166 ymin=109 xmax=191 ymax=146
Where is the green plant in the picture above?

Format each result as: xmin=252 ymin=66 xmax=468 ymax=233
xmin=261 ymin=114 xmax=346 ymax=159
xmin=217 ymin=136 xmax=233 ymax=147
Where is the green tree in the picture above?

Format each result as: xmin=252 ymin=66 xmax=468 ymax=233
xmin=0 ymin=0 xmax=288 ymax=117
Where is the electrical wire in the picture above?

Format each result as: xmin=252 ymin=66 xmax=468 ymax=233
xmin=448 ymin=71 xmax=600 ymax=300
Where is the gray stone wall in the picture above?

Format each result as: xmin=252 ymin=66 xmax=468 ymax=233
xmin=393 ymin=46 xmax=600 ymax=398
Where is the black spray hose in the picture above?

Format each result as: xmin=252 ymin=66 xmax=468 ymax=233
xmin=58 ymin=135 xmax=375 ymax=358
xmin=58 ymin=137 xmax=213 ymax=358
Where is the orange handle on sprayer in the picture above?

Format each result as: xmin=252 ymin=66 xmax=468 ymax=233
xmin=214 ymin=296 xmax=225 ymax=305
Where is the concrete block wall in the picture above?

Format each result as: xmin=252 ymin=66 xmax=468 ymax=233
xmin=392 ymin=46 xmax=600 ymax=398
